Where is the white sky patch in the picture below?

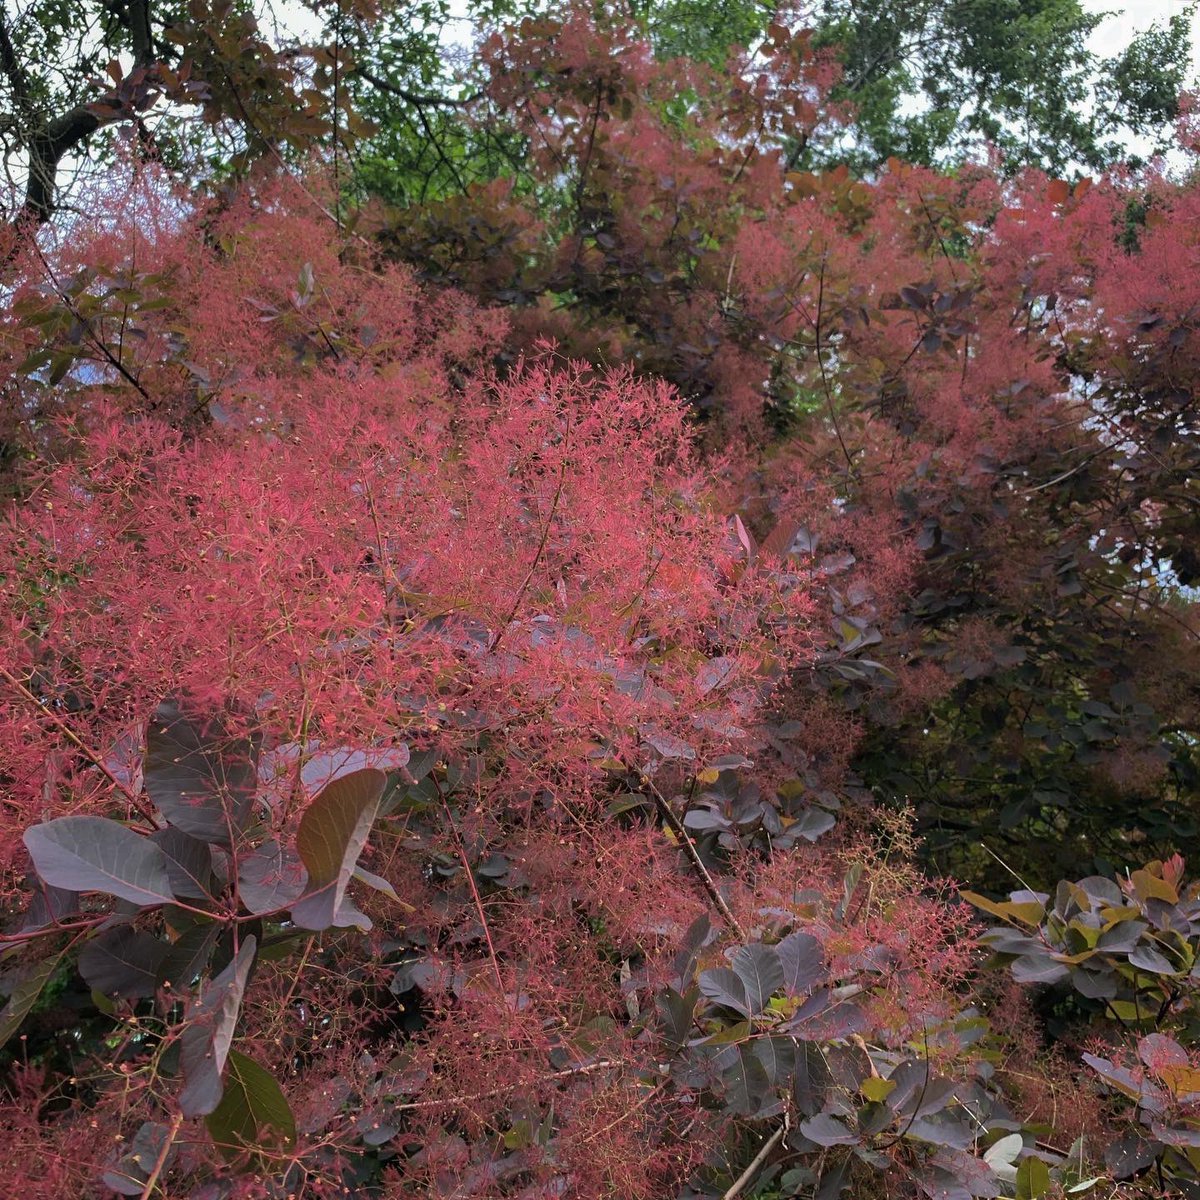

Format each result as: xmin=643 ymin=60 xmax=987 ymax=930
xmin=1085 ymin=0 xmax=1200 ymax=69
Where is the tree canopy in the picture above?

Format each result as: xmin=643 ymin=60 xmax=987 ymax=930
xmin=1 ymin=3 xmax=1199 ymax=1199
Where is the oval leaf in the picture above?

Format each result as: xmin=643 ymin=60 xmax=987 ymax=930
xmin=238 ymin=839 xmax=308 ymax=915
xmin=732 ymin=943 xmax=784 ymax=1014
xmin=24 ymin=816 xmax=174 ymax=906
xmin=206 ymin=1048 xmax=297 ymax=1157
xmin=777 ymin=931 xmax=825 ymax=995
xmin=290 ymin=769 xmax=386 ymax=931
xmin=698 ymin=966 xmax=751 ymax=1017
xmin=179 ymin=935 xmax=256 ymax=1117
xmin=79 ymin=926 xmax=168 ymax=999
xmin=150 ymin=827 xmax=214 ymax=901
xmin=145 ymin=699 xmax=260 ymax=845
xmin=800 ymin=1113 xmax=859 ymax=1147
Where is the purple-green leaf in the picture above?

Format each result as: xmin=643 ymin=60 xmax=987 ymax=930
xmin=206 ymin=1048 xmax=296 ymax=1157
xmin=179 ymin=936 xmax=256 ymax=1117
xmin=24 ymin=816 xmax=174 ymax=906
xmin=290 ymin=769 xmax=386 ymax=931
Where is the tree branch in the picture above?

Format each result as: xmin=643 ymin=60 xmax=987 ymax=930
xmin=3 ymin=1 xmax=157 ymax=228
xmin=354 ymin=66 xmax=480 ymax=108
xmin=23 ymin=105 xmax=105 ymax=224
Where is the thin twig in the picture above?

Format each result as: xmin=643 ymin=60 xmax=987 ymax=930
xmin=433 ymin=777 xmax=506 ymax=999
xmin=639 ymin=773 xmax=746 ymax=939
xmin=722 ymin=1113 xmax=790 ymax=1200
xmin=138 ymin=1111 xmax=183 ymax=1199
xmin=392 ymin=1059 xmax=622 ymax=1112
xmin=0 ymin=663 xmax=158 ymax=826
xmin=814 ymin=259 xmax=855 ymax=476
xmin=489 ymin=413 xmax=571 ymax=655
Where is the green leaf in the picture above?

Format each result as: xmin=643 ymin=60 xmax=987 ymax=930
xmin=1016 ymin=1154 xmax=1051 ymax=1200
xmin=24 ymin=816 xmax=175 ymax=906
xmin=861 ymin=1076 xmax=896 ymax=1104
xmin=206 ymin=1049 xmax=296 ymax=1158
xmin=960 ymin=889 xmax=1045 ymax=925
xmin=291 ymin=769 xmax=386 ymax=931
xmin=700 ymin=1018 xmax=752 ymax=1046
xmin=179 ymin=936 xmax=256 ymax=1117
xmin=0 ymin=948 xmax=66 ymax=1049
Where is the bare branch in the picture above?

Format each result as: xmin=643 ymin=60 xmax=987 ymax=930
xmin=354 ymin=65 xmax=480 ymax=109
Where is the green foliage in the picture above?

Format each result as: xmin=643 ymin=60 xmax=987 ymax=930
xmin=808 ymin=0 xmax=1196 ymax=173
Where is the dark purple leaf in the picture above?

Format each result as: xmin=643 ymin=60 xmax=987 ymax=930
xmin=672 ymin=914 xmax=712 ymax=987
xmin=1139 ymin=1033 xmax=1188 ymax=1068
xmin=800 ymin=1114 xmax=858 ymax=1147
xmin=1010 ymin=954 xmax=1069 ymax=985
xmin=1069 ymin=967 xmax=1117 ymax=999
xmin=641 ymin=725 xmax=696 ymax=761
xmin=792 ymin=1041 xmax=834 ymax=1116
xmin=1104 ymin=1133 xmax=1161 ymax=1179
xmin=157 ymin=923 xmax=219 ymax=993
xmin=750 ymin=1035 xmax=795 ymax=1086
xmin=786 ymin=996 xmax=867 ymax=1040
xmin=657 ymin=985 xmax=698 ymax=1049
xmin=906 ymin=1114 xmax=975 ymax=1150
xmin=145 ymin=699 xmax=259 ymax=846
xmin=1151 ymin=1120 xmax=1200 ymax=1147
xmin=776 ymin=931 xmax=824 ymax=995
xmin=1128 ymin=944 xmax=1176 ymax=975
xmin=930 ymin=1149 xmax=1003 ymax=1197
xmin=915 ymin=1166 xmax=972 ymax=1200
xmin=732 ymin=943 xmax=784 ymax=1014
xmin=794 ymin=807 xmax=837 ymax=841
xmin=21 ymin=874 xmax=78 ymax=932
xmin=698 ymin=966 xmax=750 ymax=1017
xmin=814 ymin=1160 xmax=850 ymax=1200
xmin=79 ymin=926 xmax=168 ymax=999
xmin=720 ymin=1044 xmax=772 ymax=1116
xmin=101 ymin=1121 xmax=177 ymax=1196
xmin=150 ymin=827 xmax=213 ymax=901
xmin=238 ymin=840 xmax=307 ymax=914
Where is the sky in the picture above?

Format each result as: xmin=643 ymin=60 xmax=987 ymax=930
xmin=1086 ymin=1 xmax=1199 ymax=70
